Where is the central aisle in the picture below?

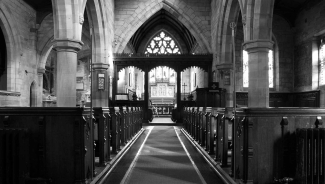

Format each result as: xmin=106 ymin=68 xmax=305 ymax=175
xmin=104 ymin=126 xmax=223 ymax=184
xmin=121 ymin=126 xmax=205 ymax=184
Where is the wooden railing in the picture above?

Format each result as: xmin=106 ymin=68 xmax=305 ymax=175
xmin=182 ymin=106 xmax=325 ymax=184
xmin=0 ymin=107 xmax=143 ymax=184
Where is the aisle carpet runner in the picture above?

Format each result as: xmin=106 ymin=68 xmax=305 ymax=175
xmin=121 ymin=126 xmax=205 ymax=184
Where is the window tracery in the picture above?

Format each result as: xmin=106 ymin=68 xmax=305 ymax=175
xmin=145 ymin=31 xmax=181 ymax=54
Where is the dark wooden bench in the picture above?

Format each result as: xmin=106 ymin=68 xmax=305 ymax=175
xmin=0 ymin=107 xmax=144 ymax=184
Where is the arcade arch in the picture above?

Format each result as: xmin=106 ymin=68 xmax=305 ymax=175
xmin=0 ymin=26 xmax=7 ymax=90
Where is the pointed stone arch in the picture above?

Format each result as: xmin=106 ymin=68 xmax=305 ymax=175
xmin=51 ymin=0 xmax=83 ymax=40
xmin=0 ymin=6 xmax=22 ymax=92
xmin=86 ymin=0 xmax=108 ymax=65
xmin=214 ymin=0 xmax=241 ymax=65
xmin=115 ymin=1 xmax=211 ymax=54
xmin=244 ymin=0 xmax=275 ymax=41
xmin=37 ymin=13 xmax=55 ymax=71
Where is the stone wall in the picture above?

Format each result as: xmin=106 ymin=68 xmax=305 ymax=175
xmin=117 ymin=68 xmax=127 ymax=93
xmin=294 ymin=0 xmax=325 ymax=91
xmin=181 ymin=68 xmax=191 ymax=93
xmin=134 ymin=68 xmax=144 ymax=99
xmin=190 ymin=66 xmax=206 ymax=91
xmin=0 ymin=0 xmax=38 ymax=106
xmin=76 ymin=59 xmax=91 ymax=106
xmin=273 ymin=15 xmax=294 ymax=92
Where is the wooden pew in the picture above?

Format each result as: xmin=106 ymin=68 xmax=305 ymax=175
xmin=0 ymin=107 xmax=93 ymax=184
xmin=233 ymin=108 xmax=325 ymax=183
xmin=93 ymin=107 xmax=110 ymax=166
xmin=198 ymin=107 xmax=205 ymax=146
xmin=184 ymin=107 xmax=190 ymax=132
xmin=120 ymin=107 xmax=127 ymax=146
xmin=191 ymin=107 xmax=195 ymax=138
xmin=134 ymin=107 xmax=138 ymax=133
xmin=139 ymin=107 xmax=143 ymax=131
xmin=126 ymin=107 xmax=131 ymax=141
xmin=205 ymin=107 xmax=213 ymax=154
xmin=0 ymin=128 xmax=29 ymax=184
xmin=110 ymin=107 xmax=120 ymax=153
xmin=136 ymin=107 xmax=142 ymax=133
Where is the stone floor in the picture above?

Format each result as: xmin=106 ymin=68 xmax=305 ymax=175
xmin=150 ymin=117 xmax=174 ymax=124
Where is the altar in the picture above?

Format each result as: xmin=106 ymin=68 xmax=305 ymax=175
xmin=151 ymin=83 xmax=174 ymax=97
xmin=150 ymin=83 xmax=175 ymax=115
xmin=155 ymin=104 xmax=174 ymax=115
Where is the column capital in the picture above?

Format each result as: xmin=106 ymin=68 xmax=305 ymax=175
xmin=243 ymin=39 xmax=274 ymax=52
xmin=92 ymin=63 xmax=109 ymax=70
xmin=52 ymin=39 xmax=84 ymax=53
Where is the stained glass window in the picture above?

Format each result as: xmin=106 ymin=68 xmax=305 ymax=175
xmin=320 ymin=39 xmax=325 ymax=85
xmin=243 ymin=50 xmax=274 ymax=88
xmin=145 ymin=31 xmax=181 ymax=54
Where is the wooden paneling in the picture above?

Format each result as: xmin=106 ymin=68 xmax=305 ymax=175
xmin=234 ymin=108 xmax=325 ymax=183
xmin=0 ymin=107 xmax=93 ymax=184
xmin=192 ymin=88 xmax=226 ymax=107
xmin=183 ymin=106 xmax=325 ymax=183
xmin=236 ymin=90 xmax=320 ymax=107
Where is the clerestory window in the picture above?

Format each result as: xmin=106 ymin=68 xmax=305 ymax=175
xmin=243 ymin=50 xmax=274 ymax=88
xmin=145 ymin=31 xmax=181 ymax=54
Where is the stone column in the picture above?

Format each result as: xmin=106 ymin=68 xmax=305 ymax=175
xmin=37 ymin=68 xmax=45 ymax=107
xmin=177 ymin=70 xmax=181 ymax=121
xmin=144 ymin=68 xmax=149 ymax=122
xmin=92 ymin=63 xmax=109 ymax=107
xmin=243 ymin=40 xmax=273 ymax=107
xmin=112 ymin=65 xmax=118 ymax=104
xmin=52 ymin=39 xmax=83 ymax=107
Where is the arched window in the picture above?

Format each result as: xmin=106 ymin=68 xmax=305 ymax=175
xmin=319 ymin=39 xmax=325 ymax=85
xmin=243 ymin=50 xmax=274 ymax=88
xmin=145 ymin=31 xmax=181 ymax=54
